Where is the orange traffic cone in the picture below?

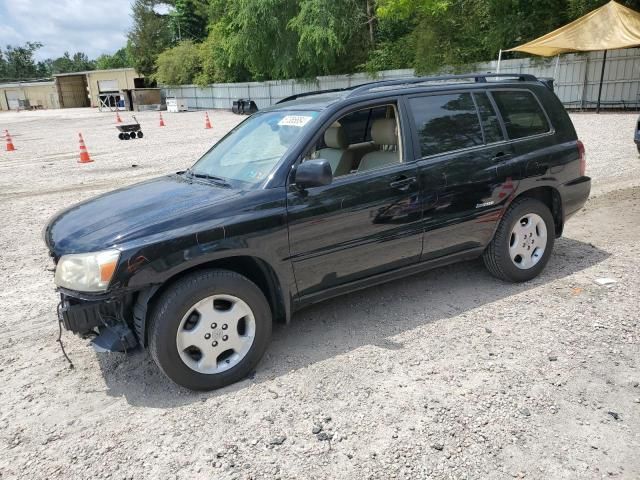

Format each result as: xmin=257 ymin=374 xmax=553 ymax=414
xmin=204 ymin=112 xmax=212 ymax=129
xmin=159 ymin=112 xmax=166 ymax=127
xmin=78 ymin=133 xmax=93 ymax=164
xmin=115 ymin=111 xmax=123 ymax=123
xmin=5 ymin=130 xmax=16 ymax=151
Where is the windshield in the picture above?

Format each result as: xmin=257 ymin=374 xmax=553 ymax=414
xmin=189 ymin=110 xmax=319 ymax=186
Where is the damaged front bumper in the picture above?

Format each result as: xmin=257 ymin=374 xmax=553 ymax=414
xmin=58 ymin=290 xmax=138 ymax=353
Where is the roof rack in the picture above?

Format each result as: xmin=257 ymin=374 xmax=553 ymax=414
xmin=276 ymin=88 xmax=350 ymax=104
xmin=346 ymin=73 xmax=539 ymax=97
xmin=276 ymin=73 xmax=539 ymax=104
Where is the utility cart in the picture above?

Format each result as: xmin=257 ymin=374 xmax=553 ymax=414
xmin=117 ymin=116 xmax=143 ymax=140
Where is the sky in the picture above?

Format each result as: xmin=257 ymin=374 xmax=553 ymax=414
xmin=0 ymin=0 xmax=134 ymax=60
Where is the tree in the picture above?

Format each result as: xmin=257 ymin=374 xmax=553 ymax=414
xmin=1 ymin=42 xmax=42 ymax=80
xmin=95 ymin=47 xmax=133 ymax=70
xmin=289 ymin=0 xmax=369 ymax=76
xmin=567 ymin=0 xmax=640 ymax=16
xmin=154 ymin=40 xmax=202 ymax=84
xmin=50 ymin=51 xmax=95 ymax=74
xmin=127 ymin=0 xmax=174 ymax=77
xmin=171 ymin=0 xmax=208 ymax=42
xmin=223 ymin=0 xmax=301 ymax=80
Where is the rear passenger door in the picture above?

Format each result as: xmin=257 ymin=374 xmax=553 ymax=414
xmin=406 ymin=91 xmax=516 ymax=260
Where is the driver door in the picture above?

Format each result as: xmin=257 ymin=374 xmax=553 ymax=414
xmin=286 ymin=101 xmax=424 ymax=300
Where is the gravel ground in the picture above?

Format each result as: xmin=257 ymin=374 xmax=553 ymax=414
xmin=0 ymin=108 xmax=639 ymax=480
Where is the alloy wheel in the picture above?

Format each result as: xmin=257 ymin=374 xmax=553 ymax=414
xmin=176 ymin=294 xmax=256 ymax=374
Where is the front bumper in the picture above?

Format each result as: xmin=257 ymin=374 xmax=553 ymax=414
xmin=58 ymin=295 xmax=105 ymax=333
xmin=57 ymin=292 xmax=138 ymax=352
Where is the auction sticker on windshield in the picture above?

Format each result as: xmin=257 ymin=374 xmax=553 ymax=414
xmin=278 ymin=115 xmax=314 ymax=127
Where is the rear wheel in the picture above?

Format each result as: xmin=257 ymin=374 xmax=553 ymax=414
xmin=483 ymin=197 xmax=555 ymax=282
xmin=123 ymin=133 xmax=130 ymax=140
xmin=148 ymin=269 xmax=272 ymax=390
xmin=129 ymin=131 xmax=137 ymax=139
xmin=137 ymin=131 xmax=144 ymax=138
xmin=118 ymin=133 xmax=125 ymax=140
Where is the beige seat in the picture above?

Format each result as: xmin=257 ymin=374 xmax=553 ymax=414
xmin=357 ymin=119 xmax=400 ymax=172
xmin=317 ymin=126 xmax=354 ymax=177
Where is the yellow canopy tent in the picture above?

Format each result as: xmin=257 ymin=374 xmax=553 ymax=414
xmin=504 ymin=1 xmax=640 ymax=112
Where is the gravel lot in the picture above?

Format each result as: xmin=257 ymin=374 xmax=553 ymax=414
xmin=0 ymin=108 xmax=639 ymax=480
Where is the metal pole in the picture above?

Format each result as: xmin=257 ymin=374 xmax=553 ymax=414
xmin=596 ymin=49 xmax=607 ymax=113
xmin=496 ymin=49 xmax=503 ymax=74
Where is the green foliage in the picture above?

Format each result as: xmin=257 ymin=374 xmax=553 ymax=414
xmin=224 ymin=0 xmax=301 ymax=80
xmin=95 ymin=47 xmax=133 ymax=70
xmin=567 ymin=0 xmax=640 ymax=17
xmin=0 ymin=42 xmax=127 ymax=82
xmin=154 ymin=40 xmax=203 ymax=85
xmin=0 ymin=42 xmax=43 ymax=81
xmin=198 ymin=23 xmax=250 ymax=83
xmin=127 ymin=0 xmax=174 ymax=77
xmin=50 ymin=51 xmax=96 ymax=74
xmin=289 ymin=0 xmax=367 ymax=75
xmin=172 ymin=0 xmax=209 ymax=41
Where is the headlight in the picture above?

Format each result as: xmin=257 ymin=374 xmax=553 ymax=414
xmin=54 ymin=249 xmax=120 ymax=292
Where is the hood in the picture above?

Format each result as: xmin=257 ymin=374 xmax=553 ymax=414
xmin=45 ymin=174 xmax=239 ymax=254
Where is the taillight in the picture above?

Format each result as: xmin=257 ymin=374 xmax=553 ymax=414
xmin=577 ymin=140 xmax=586 ymax=176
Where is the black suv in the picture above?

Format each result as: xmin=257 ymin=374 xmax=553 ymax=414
xmin=45 ymin=74 xmax=591 ymax=390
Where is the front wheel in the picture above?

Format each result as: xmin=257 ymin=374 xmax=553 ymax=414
xmin=148 ymin=269 xmax=272 ymax=390
xmin=483 ymin=197 xmax=555 ymax=282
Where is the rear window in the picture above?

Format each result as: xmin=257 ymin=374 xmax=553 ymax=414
xmin=408 ymin=92 xmax=483 ymax=157
xmin=491 ymin=90 xmax=550 ymax=139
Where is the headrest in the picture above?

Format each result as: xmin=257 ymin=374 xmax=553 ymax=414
xmin=371 ymin=119 xmax=398 ymax=146
xmin=324 ymin=126 xmax=348 ymax=149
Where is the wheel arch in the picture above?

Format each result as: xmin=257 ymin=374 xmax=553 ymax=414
xmin=511 ymin=186 xmax=563 ymax=237
xmin=133 ymin=255 xmax=288 ymax=347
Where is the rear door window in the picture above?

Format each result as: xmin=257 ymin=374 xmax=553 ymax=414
xmin=491 ymin=90 xmax=550 ymax=139
xmin=408 ymin=92 xmax=483 ymax=157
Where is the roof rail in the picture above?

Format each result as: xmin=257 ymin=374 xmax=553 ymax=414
xmin=275 ymin=73 xmax=539 ymax=104
xmin=346 ymin=73 xmax=539 ymax=97
xmin=276 ymin=88 xmax=350 ymax=104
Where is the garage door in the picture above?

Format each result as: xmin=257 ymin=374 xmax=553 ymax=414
xmin=98 ymin=80 xmax=119 ymax=92
xmin=58 ymin=75 xmax=89 ymax=108
xmin=5 ymin=90 xmax=23 ymax=110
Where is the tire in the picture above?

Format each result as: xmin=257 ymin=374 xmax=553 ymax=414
xmin=148 ymin=269 xmax=272 ymax=390
xmin=118 ymin=133 xmax=125 ymax=140
xmin=483 ymin=197 xmax=555 ymax=282
xmin=130 ymin=131 xmax=137 ymax=139
xmin=137 ymin=131 xmax=144 ymax=139
xmin=123 ymin=133 xmax=130 ymax=140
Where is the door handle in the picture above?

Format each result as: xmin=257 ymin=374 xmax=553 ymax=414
xmin=389 ymin=176 xmax=416 ymax=190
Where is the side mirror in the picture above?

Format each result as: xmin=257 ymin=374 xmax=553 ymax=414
xmin=294 ymin=159 xmax=332 ymax=189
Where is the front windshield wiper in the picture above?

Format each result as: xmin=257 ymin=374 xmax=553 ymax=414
xmin=186 ymin=169 xmax=232 ymax=188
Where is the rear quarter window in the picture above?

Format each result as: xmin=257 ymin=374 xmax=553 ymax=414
xmin=491 ymin=90 xmax=551 ymax=140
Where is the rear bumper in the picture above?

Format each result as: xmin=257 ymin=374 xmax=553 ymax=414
xmin=560 ymin=175 xmax=591 ymax=220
